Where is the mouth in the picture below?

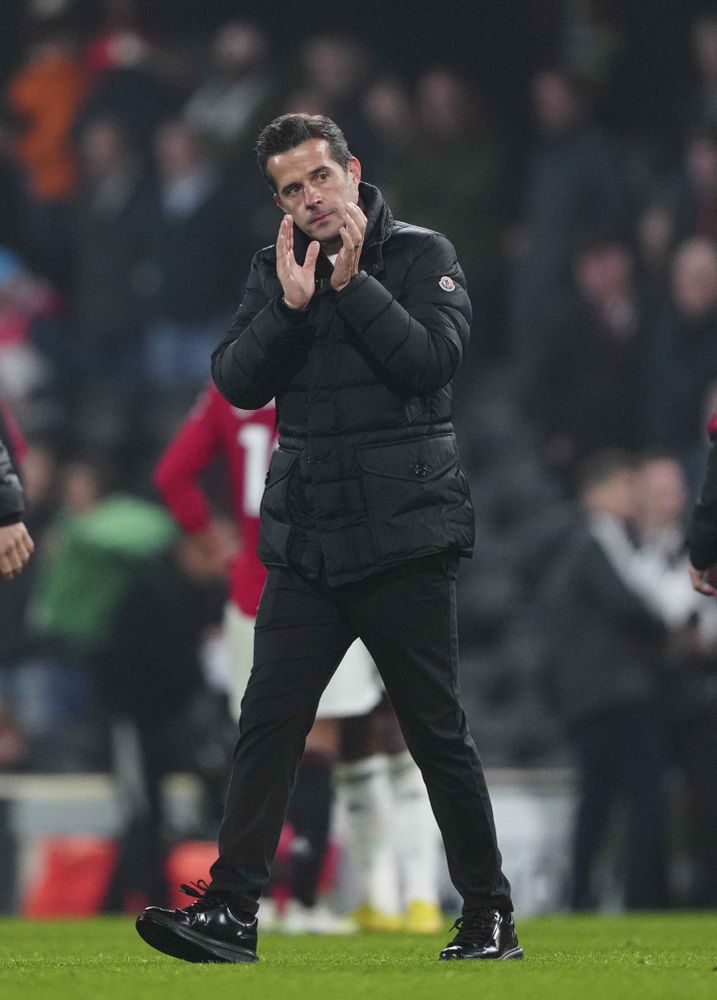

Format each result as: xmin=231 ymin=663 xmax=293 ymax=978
xmin=309 ymin=211 xmax=333 ymax=226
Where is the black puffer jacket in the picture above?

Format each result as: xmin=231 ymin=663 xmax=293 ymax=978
xmin=689 ymin=433 xmax=717 ymax=569
xmin=0 ymin=433 xmax=23 ymax=527
xmin=212 ymin=183 xmax=474 ymax=585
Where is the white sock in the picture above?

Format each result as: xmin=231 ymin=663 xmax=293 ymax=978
xmin=335 ymin=754 xmax=401 ymax=915
xmin=387 ymin=750 xmax=440 ymax=905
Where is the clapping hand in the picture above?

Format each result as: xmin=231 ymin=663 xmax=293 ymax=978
xmin=276 ymin=214 xmax=320 ymax=310
xmin=330 ymin=202 xmax=367 ymax=292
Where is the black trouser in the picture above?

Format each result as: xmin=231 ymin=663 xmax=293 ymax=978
xmin=208 ymin=552 xmax=512 ymax=916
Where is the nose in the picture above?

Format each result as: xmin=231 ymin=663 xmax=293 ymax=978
xmin=303 ymin=183 xmax=321 ymax=208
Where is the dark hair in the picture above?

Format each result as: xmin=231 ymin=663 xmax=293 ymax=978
xmin=255 ymin=114 xmax=351 ymax=190
xmin=577 ymin=449 xmax=634 ymax=495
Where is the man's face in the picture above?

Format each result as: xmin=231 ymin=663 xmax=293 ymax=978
xmin=268 ymin=138 xmax=361 ymax=248
xmin=585 ymin=469 xmax=636 ymax=521
xmin=636 ymin=460 xmax=687 ymax=530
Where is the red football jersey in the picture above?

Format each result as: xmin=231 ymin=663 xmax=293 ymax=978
xmin=154 ymin=384 xmax=276 ymax=615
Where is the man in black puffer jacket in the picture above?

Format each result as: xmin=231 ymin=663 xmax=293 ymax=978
xmin=0 ymin=420 xmax=33 ymax=582
xmin=136 ymin=114 xmax=520 ymax=964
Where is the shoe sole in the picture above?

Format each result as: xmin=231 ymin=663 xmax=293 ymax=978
xmin=439 ymin=945 xmax=525 ymax=961
xmin=136 ymin=912 xmax=259 ymax=964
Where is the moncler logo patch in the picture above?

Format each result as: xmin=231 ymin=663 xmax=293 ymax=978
xmin=439 ymin=275 xmax=456 ymax=291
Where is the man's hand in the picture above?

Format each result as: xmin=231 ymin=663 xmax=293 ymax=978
xmin=0 ymin=521 xmax=34 ymax=581
xmin=689 ymin=562 xmax=717 ymax=596
xmin=331 ymin=202 xmax=367 ymax=292
xmin=276 ymin=214 xmax=320 ymax=310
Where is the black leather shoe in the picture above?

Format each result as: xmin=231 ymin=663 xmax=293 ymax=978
xmin=439 ymin=908 xmax=523 ymax=960
xmin=136 ymin=880 xmax=259 ymax=963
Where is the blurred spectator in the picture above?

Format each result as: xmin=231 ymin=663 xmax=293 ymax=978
xmin=31 ymin=455 xmax=177 ymax=660
xmin=509 ymin=67 xmax=632 ymax=371
xmin=292 ymin=36 xmax=381 ymax=179
xmin=674 ymin=127 xmax=717 ymax=243
xmin=71 ymin=117 xmax=153 ymax=458
xmin=524 ymin=239 xmax=654 ymax=486
xmin=0 ymin=435 xmax=62 ymax=760
xmin=142 ymin=120 xmax=245 ymax=429
xmin=648 ymin=237 xmax=717 ymax=490
xmin=76 ymin=0 xmax=179 ymax=158
xmin=635 ymin=199 xmax=676 ymax=311
xmin=540 ymin=451 xmax=668 ymax=909
xmin=384 ymin=69 xmax=501 ymax=350
xmin=95 ymin=528 xmax=231 ymax=911
xmin=0 ymin=125 xmax=32 ymax=258
xmin=361 ymin=76 xmax=415 ymax=196
xmin=184 ymin=21 xmax=275 ymax=155
xmin=85 ymin=0 xmax=155 ymax=75
xmin=2 ymin=18 xmax=90 ymax=285
xmin=0 ymin=247 xmax=65 ymax=436
xmin=690 ymin=14 xmax=717 ymax=132
xmin=28 ymin=455 xmax=178 ymax=771
xmin=633 ymin=454 xmax=717 ymax=907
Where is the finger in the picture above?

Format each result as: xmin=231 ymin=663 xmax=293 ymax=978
xmin=276 ymin=222 xmax=287 ymax=267
xmin=277 ymin=218 xmax=295 ymax=280
xmin=7 ymin=544 xmax=24 ymax=572
xmin=16 ymin=539 xmax=32 ymax=565
xmin=344 ymin=212 xmax=363 ymax=248
xmin=0 ymin=551 xmax=21 ymax=576
xmin=337 ymin=225 xmax=354 ymax=256
xmin=304 ymin=240 xmax=320 ymax=273
xmin=346 ymin=201 xmax=368 ymax=234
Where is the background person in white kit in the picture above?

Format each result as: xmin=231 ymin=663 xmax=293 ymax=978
xmin=154 ymin=383 xmax=443 ymax=933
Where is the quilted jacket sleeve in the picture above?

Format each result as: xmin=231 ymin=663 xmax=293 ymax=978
xmin=334 ymin=232 xmax=472 ymax=394
xmin=212 ymin=253 xmax=311 ymax=410
xmin=689 ymin=436 xmax=717 ymax=569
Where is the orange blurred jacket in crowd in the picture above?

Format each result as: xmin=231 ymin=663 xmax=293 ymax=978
xmin=6 ymin=45 xmax=91 ymax=201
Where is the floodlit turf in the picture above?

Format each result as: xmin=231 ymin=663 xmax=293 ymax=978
xmin=0 ymin=913 xmax=716 ymax=1000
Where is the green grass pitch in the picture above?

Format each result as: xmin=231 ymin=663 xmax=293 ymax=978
xmin=1 ymin=913 xmax=716 ymax=1000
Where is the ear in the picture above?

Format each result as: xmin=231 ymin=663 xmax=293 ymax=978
xmin=348 ymin=157 xmax=361 ymax=185
xmin=273 ymin=192 xmax=285 ymax=211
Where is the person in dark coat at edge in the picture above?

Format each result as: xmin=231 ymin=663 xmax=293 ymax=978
xmin=540 ymin=451 xmax=668 ymax=910
xmin=689 ymin=411 xmax=717 ymax=594
xmin=0 ymin=422 xmax=34 ymax=582
xmin=135 ymin=113 xmax=521 ymax=964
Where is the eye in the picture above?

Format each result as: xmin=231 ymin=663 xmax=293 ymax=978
xmin=317 ymin=171 xmax=329 ymax=181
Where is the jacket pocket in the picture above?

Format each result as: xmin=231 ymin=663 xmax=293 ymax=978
xmin=358 ymin=434 xmax=474 ymax=562
xmin=258 ymin=448 xmax=300 ymax=566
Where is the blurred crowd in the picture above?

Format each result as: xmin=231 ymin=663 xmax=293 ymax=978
xmin=1 ymin=0 xmax=717 ymax=911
